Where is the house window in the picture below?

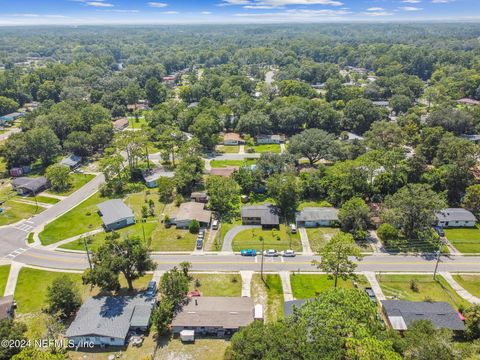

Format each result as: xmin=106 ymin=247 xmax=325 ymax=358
xmin=110 ymin=338 xmax=115 ymax=342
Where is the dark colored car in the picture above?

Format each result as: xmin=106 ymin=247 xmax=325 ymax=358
xmin=433 ymin=226 xmax=445 ymax=237
xmin=364 ymin=287 xmax=377 ymax=302
xmin=196 ymin=238 xmax=203 ymax=250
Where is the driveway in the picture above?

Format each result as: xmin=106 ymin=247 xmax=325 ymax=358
xmin=221 ymin=225 xmax=260 ymax=252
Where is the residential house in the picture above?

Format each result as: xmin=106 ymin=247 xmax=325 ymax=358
xmin=190 ymin=192 xmax=208 ymax=203
xmin=112 ymin=117 xmax=129 ymax=132
xmin=457 ymin=98 xmax=480 ymax=106
xmin=9 ymin=166 xmax=31 ymax=178
xmin=66 ymin=294 xmax=155 ymax=346
xmin=0 ymin=112 xmax=24 ymax=126
xmin=461 ymin=134 xmax=480 ymax=144
xmin=372 ymin=101 xmax=390 ymax=107
xmin=241 ymin=204 xmax=279 ymax=229
xmin=60 ymin=154 xmax=82 ymax=170
xmin=209 ymin=167 xmax=238 ymax=178
xmin=340 ymin=132 xmax=364 ymax=142
xmin=381 ymin=300 xmax=465 ymax=331
xmin=171 ymin=297 xmax=256 ymax=337
xmin=11 ymin=176 xmax=49 ymax=196
xmin=223 ymin=133 xmax=245 ymax=146
xmin=255 ymin=134 xmax=285 ymax=144
xmin=142 ymin=167 xmax=174 ymax=188
xmin=172 ymin=202 xmax=212 ymax=229
xmin=284 ymin=299 xmax=311 ymax=318
xmin=295 ymin=207 xmax=339 ymax=227
xmin=97 ymin=199 xmax=135 ymax=231
xmin=0 ymin=296 xmax=15 ymax=321
xmin=23 ymin=101 xmax=40 ymax=112
xmin=435 ymin=208 xmax=477 ymax=228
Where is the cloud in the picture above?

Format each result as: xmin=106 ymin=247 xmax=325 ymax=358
xmin=402 ymin=0 xmax=421 ymax=3
xmin=162 ymin=11 xmax=179 ymax=14
xmin=8 ymin=13 xmax=68 ymax=18
xmin=85 ymin=1 xmax=114 ymax=7
xmin=361 ymin=11 xmax=393 ymax=16
xmin=201 ymin=11 xmax=212 ymax=14
xmin=235 ymin=8 xmax=350 ymax=18
xmin=367 ymin=7 xmax=384 ymax=11
xmin=399 ymin=6 xmax=422 ymax=11
xmin=222 ymin=0 xmax=343 ymax=7
xmin=100 ymin=9 xmax=140 ymax=13
xmin=147 ymin=2 xmax=168 ymax=7
xmin=431 ymin=0 xmax=452 ymax=2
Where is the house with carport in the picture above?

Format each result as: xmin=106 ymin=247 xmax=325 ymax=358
xmin=295 ymin=207 xmax=339 ymax=227
xmin=435 ymin=208 xmax=477 ymax=228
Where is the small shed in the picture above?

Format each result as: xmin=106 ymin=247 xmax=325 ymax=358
xmin=60 ymin=154 xmax=82 ymax=170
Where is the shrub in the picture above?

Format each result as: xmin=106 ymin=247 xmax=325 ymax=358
xmin=195 ymin=278 xmax=201 ymax=287
xmin=410 ymin=279 xmax=419 ymax=293
xmin=189 ymin=220 xmax=200 ymax=234
xmin=377 ymin=223 xmax=398 ymax=243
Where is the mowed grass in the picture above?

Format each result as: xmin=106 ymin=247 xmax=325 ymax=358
xmin=15 ymin=267 xmax=152 ymax=314
xmin=39 ymin=192 xmax=105 ymax=245
xmin=46 ymin=173 xmax=95 ymax=196
xmin=306 ymin=227 xmax=340 ymax=253
xmin=0 ymin=199 xmax=44 ymax=226
xmin=0 ymin=265 xmax=10 ymax=295
xmin=232 ymin=225 xmax=302 ymax=252
xmin=452 ymin=275 xmax=480 ymax=298
xmin=217 ymin=145 xmax=240 ymax=154
xmin=251 ymin=274 xmax=284 ymax=322
xmin=34 ymin=195 xmax=60 ymax=204
xmin=59 ymin=221 xmax=158 ymax=251
xmin=150 ymin=224 xmax=197 ymax=251
xmin=210 ymin=158 xmax=257 ymax=168
xmin=377 ymin=274 xmax=470 ymax=310
xmin=246 ymin=144 xmax=281 ymax=153
xmin=189 ymin=273 xmax=242 ymax=297
xmin=445 ymin=224 xmax=480 ymax=253
xmin=290 ymin=274 xmax=369 ymax=299
xmin=128 ymin=116 xmax=149 ymax=129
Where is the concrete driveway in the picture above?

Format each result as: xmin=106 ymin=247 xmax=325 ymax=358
xmin=221 ymin=225 xmax=260 ymax=252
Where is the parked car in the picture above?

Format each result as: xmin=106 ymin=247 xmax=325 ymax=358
xmin=145 ymin=281 xmax=157 ymax=297
xmin=433 ymin=226 xmax=445 ymax=237
xmin=241 ymin=249 xmax=257 ymax=256
xmin=212 ymin=219 xmax=219 ymax=230
xmin=281 ymin=249 xmax=296 ymax=257
xmin=197 ymin=231 xmax=205 ymax=239
xmin=196 ymin=238 xmax=203 ymax=250
xmin=289 ymin=224 xmax=297 ymax=234
xmin=263 ymin=249 xmax=278 ymax=257
xmin=364 ymin=287 xmax=377 ymax=302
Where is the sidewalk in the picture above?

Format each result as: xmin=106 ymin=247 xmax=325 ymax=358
xmin=4 ymin=261 xmax=23 ymax=296
xmin=299 ymin=227 xmax=313 ymax=255
xmin=440 ymin=272 xmax=480 ymax=304
xmin=279 ymin=270 xmax=294 ymax=301
xmin=240 ymin=271 xmax=253 ymax=297
xmin=239 ymin=145 xmax=245 ymax=155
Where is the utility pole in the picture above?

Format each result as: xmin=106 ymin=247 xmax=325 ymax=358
xmin=84 ymin=237 xmax=93 ymax=271
xmin=433 ymin=237 xmax=444 ymax=280
xmin=141 ymin=218 xmax=146 ymax=244
xmin=260 ymin=236 xmax=265 ymax=282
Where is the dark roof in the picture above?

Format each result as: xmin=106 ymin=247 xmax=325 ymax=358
xmin=435 ymin=208 xmax=477 ymax=223
xmin=381 ymin=300 xmax=465 ymax=331
xmin=295 ymin=207 xmax=339 ymax=222
xmin=66 ymin=294 xmax=154 ymax=339
xmin=97 ymin=199 xmax=134 ymax=226
xmin=241 ymin=204 xmax=280 ymax=225
xmin=284 ymin=299 xmax=311 ymax=317
xmin=11 ymin=176 xmax=48 ymax=193
xmin=0 ymin=296 xmax=14 ymax=320
xmin=171 ymin=297 xmax=254 ymax=329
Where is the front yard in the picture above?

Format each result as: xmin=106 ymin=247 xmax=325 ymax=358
xmin=210 ymin=158 xmax=257 ymax=168
xmin=231 ymin=225 xmax=302 ymax=252
xmin=251 ymin=274 xmax=284 ymax=322
xmin=189 ymin=273 xmax=242 ymax=297
xmin=0 ymin=198 xmax=45 ymax=226
xmin=377 ymin=274 xmax=470 ymax=310
xmin=46 ymin=173 xmax=95 ymax=196
xmin=246 ymin=144 xmax=281 ymax=153
xmin=290 ymin=274 xmax=369 ymax=299
xmin=0 ymin=265 xmax=10 ymax=295
xmin=150 ymin=223 xmax=197 ymax=251
xmin=452 ymin=275 xmax=480 ymax=298
xmin=445 ymin=224 xmax=480 ymax=253
xmin=217 ymin=145 xmax=240 ymax=154
xmin=306 ymin=227 xmax=339 ymax=253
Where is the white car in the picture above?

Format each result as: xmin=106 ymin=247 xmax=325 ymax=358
xmin=281 ymin=249 xmax=296 ymax=257
xmin=289 ymin=224 xmax=297 ymax=234
xmin=263 ymin=249 xmax=278 ymax=257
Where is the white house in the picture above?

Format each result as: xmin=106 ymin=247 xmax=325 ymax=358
xmin=295 ymin=207 xmax=339 ymax=227
xmin=435 ymin=208 xmax=477 ymax=228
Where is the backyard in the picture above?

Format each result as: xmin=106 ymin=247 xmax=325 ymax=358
xmin=0 ymin=265 xmax=10 ymax=295
xmin=377 ymin=274 xmax=470 ymax=310
xmin=231 ymin=225 xmax=302 ymax=252
xmin=290 ymin=274 xmax=369 ymax=299
xmin=189 ymin=273 xmax=242 ymax=297
xmin=452 ymin=275 xmax=480 ymax=298
xmin=251 ymin=274 xmax=284 ymax=322
xmin=445 ymin=225 xmax=480 ymax=253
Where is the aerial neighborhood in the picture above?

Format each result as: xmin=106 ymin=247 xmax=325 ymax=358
xmin=0 ymin=20 xmax=479 ymax=360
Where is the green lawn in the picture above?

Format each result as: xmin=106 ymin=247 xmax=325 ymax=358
xmin=445 ymin=225 xmax=480 ymax=253
xmin=59 ymin=221 xmax=158 ymax=251
xmin=210 ymin=159 xmax=257 ymax=168
xmin=39 ymin=192 xmax=106 ymax=245
xmin=0 ymin=199 xmax=44 ymax=226
xmin=377 ymin=274 xmax=470 ymax=310
xmin=189 ymin=274 xmax=242 ymax=297
xmin=46 ymin=173 xmax=95 ymax=197
xmin=290 ymin=274 xmax=368 ymax=299
xmin=217 ymin=145 xmax=240 ymax=154
xmin=0 ymin=265 xmax=10 ymax=295
xmin=212 ymin=220 xmax=241 ymax=251
xmin=232 ymin=225 xmax=302 ymax=252
xmin=298 ymin=200 xmax=333 ymax=210
xmin=246 ymin=144 xmax=281 ymax=153
xmin=15 ymin=268 xmax=152 ymax=314
xmin=306 ymin=227 xmax=340 ymax=253
xmin=35 ymin=195 xmax=60 ymax=204
xmin=381 ymin=236 xmax=448 ymax=254
xmin=128 ymin=116 xmax=149 ymax=129
xmin=251 ymin=274 xmax=284 ymax=322
xmin=452 ymin=275 xmax=480 ymax=298
xmin=124 ymin=191 xmax=163 ymax=218
xmin=150 ymin=224 xmax=197 ymax=251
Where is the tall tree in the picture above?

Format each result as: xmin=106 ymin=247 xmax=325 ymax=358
xmin=206 ymin=176 xmax=240 ymax=220
xmin=288 ymin=129 xmax=338 ymax=166
xmin=338 ymin=197 xmax=371 ymax=239
xmin=46 ymin=276 xmax=81 ymax=318
xmin=266 ymin=173 xmax=301 ymax=218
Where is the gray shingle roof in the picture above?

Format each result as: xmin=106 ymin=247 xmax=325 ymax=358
xmin=60 ymin=154 xmax=82 ymax=168
xmin=284 ymin=299 xmax=311 ymax=317
xmin=295 ymin=207 xmax=339 ymax=222
xmin=171 ymin=297 xmax=254 ymax=329
xmin=66 ymin=295 xmax=154 ymax=339
xmin=381 ymin=300 xmax=465 ymax=331
xmin=97 ymin=199 xmax=134 ymax=226
xmin=435 ymin=208 xmax=477 ymax=223
xmin=11 ymin=176 xmax=48 ymax=193
xmin=241 ymin=204 xmax=279 ymax=225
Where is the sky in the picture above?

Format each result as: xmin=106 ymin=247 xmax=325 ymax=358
xmin=0 ymin=0 xmax=479 ymax=25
